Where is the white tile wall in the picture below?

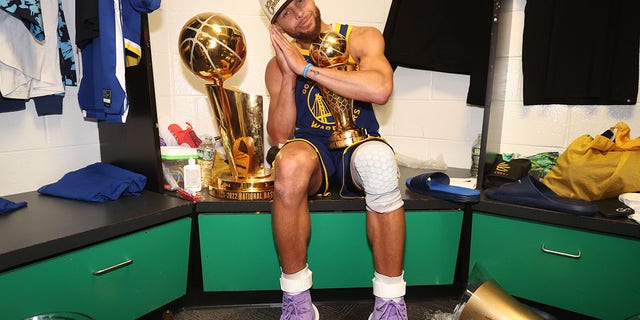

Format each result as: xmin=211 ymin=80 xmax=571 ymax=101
xmin=1 ymin=0 xmax=639 ymax=196
xmin=0 ymin=0 xmax=101 ymax=196
xmin=148 ymin=0 xmax=485 ymax=171
xmin=492 ymin=0 xmax=640 ymax=157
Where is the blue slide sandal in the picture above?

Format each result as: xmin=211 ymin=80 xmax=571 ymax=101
xmin=406 ymin=172 xmax=480 ymax=203
xmin=485 ymin=175 xmax=598 ymax=216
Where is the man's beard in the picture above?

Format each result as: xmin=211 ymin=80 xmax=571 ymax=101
xmin=288 ymin=6 xmax=322 ymax=41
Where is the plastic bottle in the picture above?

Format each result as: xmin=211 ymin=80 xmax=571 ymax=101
xmin=470 ymin=134 xmax=482 ymax=178
xmin=183 ymin=157 xmax=202 ymax=192
xmin=197 ymin=135 xmax=215 ymax=188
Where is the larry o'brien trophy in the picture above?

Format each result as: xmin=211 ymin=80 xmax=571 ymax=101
xmin=178 ymin=13 xmax=273 ymax=200
xmin=309 ymin=31 xmax=368 ymax=150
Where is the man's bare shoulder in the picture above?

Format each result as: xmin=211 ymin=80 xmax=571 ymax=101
xmin=266 ymin=56 xmax=278 ymax=70
xmin=347 ymin=25 xmax=385 ymax=59
xmin=265 ymin=57 xmax=281 ymax=76
xmin=349 ymin=25 xmax=384 ymax=39
xmin=348 ymin=25 xmax=385 ymax=50
xmin=264 ymin=57 xmax=283 ymax=87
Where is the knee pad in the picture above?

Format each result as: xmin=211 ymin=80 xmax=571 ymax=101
xmin=351 ymin=141 xmax=404 ymax=213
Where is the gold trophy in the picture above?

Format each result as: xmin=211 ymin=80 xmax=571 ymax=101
xmin=178 ymin=13 xmax=273 ymax=200
xmin=309 ymin=31 xmax=368 ymax=150
xmin=453 ymin=263 xmax=543 ymax=320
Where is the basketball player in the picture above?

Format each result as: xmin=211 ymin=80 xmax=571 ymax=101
xmin=259 ymin=0 xmax=407 ymax=319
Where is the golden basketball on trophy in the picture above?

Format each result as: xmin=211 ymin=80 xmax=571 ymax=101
xmin=178 ymin=13 xmax=246 ymax=83
xmin=178 ymin=13 xmax=273 ymax=200
xmin=309 ymin=31 xmax=368 ymax=150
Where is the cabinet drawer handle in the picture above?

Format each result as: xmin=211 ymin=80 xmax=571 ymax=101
xmin=541 ymin=244 xmax=581 ymax=259
xmin=92 ymin=259 xmax=134 ymax=276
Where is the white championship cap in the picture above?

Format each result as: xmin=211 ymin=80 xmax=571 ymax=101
xmin=259 ymin=0 xmax=294 ymax=23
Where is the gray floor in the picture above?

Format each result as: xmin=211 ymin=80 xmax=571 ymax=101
xmin=172 ymin=298 xmax=458 ymax=320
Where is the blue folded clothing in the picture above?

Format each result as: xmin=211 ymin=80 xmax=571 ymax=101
xmin=38 ymin=163 xmax=147 ymax=202
xmin=0 ymin=197 xmax=27 ymax=214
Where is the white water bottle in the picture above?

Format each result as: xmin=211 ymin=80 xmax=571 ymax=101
xmin=183 ymin=157 xmax=202 ymax=192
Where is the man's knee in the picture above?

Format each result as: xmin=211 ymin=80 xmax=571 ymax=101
xmin=351 ymin=141 xmax=404 ymax=213
xmin=275 ymin=143 xmax=317 ymax=176
xmin=273 ymin=142 xmax=322 ymax=196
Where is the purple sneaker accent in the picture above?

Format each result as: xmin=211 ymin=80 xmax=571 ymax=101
xmin=368 ymin=297 xmax=408 ymax=320
xmin=280 ymin=290 xmax=320 ymax=320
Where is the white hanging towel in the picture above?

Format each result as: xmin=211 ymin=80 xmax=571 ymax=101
xmin=0 ymin=0 xmax=64 ymax=99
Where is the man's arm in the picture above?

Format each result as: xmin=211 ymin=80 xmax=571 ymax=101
xmin=305 ymin=26 xmax=394 ymax=105
xmin=269 ymin=25 xmax=393 ymax=105
xmin=265 ymin=57 xmax=297 ymax=145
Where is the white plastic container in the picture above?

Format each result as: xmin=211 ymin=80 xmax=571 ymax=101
xmin=160 ymin=146 xmax=198 ymax=189
xmin=183 ymin=158 xmax=202 ymax=192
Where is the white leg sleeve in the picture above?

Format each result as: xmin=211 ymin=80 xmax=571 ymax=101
xmin=280 ymin=265 xmax=313 ymax=294
xmin=372 ymin=271 xmax=407 ymax=299
xmin=351 ymin=141 xmax=404 ymax=213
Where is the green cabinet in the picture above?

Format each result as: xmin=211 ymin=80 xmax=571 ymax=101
xmin=470 ymin=212 xmax=640 ymax=320
xmin=199 ymin=210 xmax=463 ymax=291
xmin=0 ymin=217 xmax=191 ymax=320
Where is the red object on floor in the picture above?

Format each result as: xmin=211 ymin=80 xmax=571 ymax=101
xmin=177 ymin=188 xmax=202 ymax=202
xmin=168 ymin=122 xmax=202 ymax=147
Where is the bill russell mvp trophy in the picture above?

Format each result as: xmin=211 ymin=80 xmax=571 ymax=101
xmin=178 ymin=12 xmax=273 ymax=200
xmin=309 ymin=31 xmax=368 ymax=150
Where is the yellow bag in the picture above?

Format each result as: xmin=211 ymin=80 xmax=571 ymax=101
xmin=543 ymin=122 xmax=640 ymax=201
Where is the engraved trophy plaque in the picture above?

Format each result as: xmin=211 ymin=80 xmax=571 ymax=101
xmin=309 ymin=31 xmax=368 ymax=150
xmin=179 ymin=12 xmax=273 ymax=200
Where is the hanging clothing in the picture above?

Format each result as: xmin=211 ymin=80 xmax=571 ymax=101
xmin=382 ymin=0 xmax=493 ymax=106
xmin=76 ymin=0 xmax=100 ymax=49
xmin=0 ymin=0 xmax=63 ymax=100
xmin=78 ymin=0 xmax=128 ymax=122
xmin=0 ymin=0 xmax=45 ymax=42
xmin=522 ymin=0 xmax=640 ymax=105
xmin=78 ymin=0 xmax=160 ymax=122
xmin=0 ymin=0 xmax=77 ymax=116
xmin=56 ymin=0 xmax=77 ymax=88
xmin=123 ymin=0 xmax=160 ymax=67
xmin=33 ymin=0 xmax=77 ymax=116
xmin=0 ymin=96 xmax=26 ymax=113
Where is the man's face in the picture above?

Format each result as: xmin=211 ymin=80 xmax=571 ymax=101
xmin=275 ymin=0 xmax=322 ymax=41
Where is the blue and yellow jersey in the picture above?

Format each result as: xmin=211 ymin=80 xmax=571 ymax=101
xmin=293 ymin=23 xmax=380 ymax=142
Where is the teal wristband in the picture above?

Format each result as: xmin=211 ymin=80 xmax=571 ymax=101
xmin=302 ymin=63 xmax=312 ymax=79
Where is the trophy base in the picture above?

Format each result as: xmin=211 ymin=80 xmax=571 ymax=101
xmin=209 ymin=172 xmax=274 ymax=200
xmin=329 ymin=128 xmax=369 ymax=150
